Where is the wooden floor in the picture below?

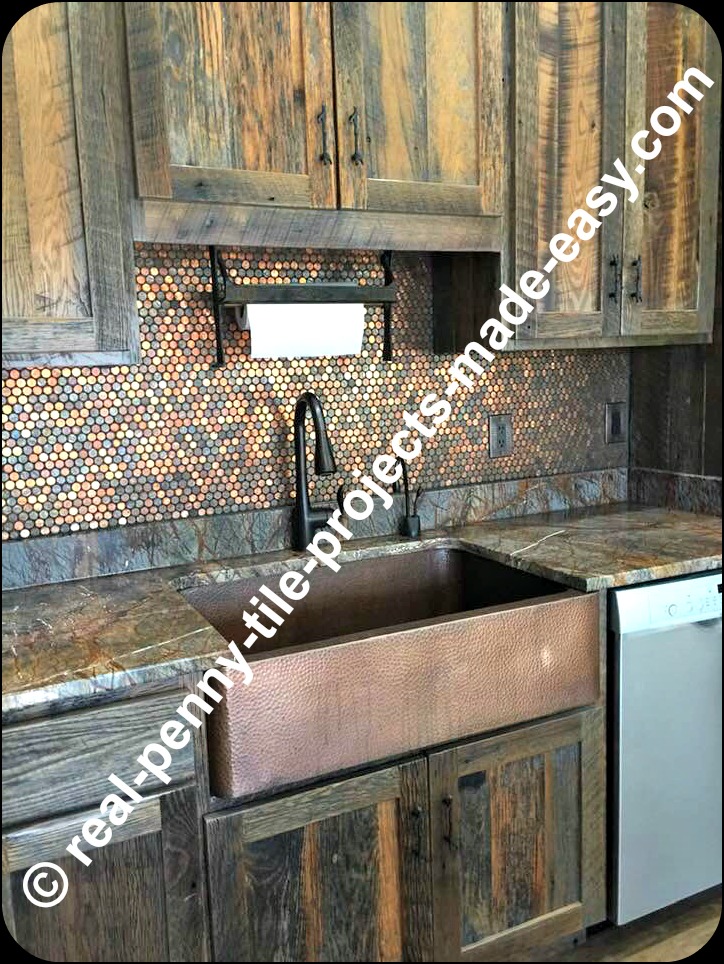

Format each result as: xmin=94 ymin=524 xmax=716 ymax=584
xmin=534 ymin=888 xmax=721 ymax=962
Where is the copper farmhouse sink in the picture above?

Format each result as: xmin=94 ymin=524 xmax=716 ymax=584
xmin=182 ymin=545 xmax=600 ymax=799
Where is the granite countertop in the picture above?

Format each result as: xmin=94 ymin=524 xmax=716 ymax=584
xmin=2 ymin=505 xmax=721 ymax=723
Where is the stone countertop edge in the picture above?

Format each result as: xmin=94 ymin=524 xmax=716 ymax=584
xmin=2 ymin=506 xmax=721 ymax=723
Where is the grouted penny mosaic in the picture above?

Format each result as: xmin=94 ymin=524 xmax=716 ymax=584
xmin=2 ymin=246 xmax=629 ymax=540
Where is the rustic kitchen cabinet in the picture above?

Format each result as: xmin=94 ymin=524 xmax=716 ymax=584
xmin=512 ymin=1 xmax=720 ymax=348
xmin=205 ymin=759 xmax=433 ymax=962
xmin=3 ymin=788 xmax=208 ymax=962
xmin=2 ymin=689 xmax=210 ymax=961
xmin=125 ymin=2 xmax=337 ymax=210
xmin=2 ymin=2 xmax=139 ymax=369
xmin=512 ymin=1 xmax=622 ymax=345
xmin=429 ymin=710 xmax=605 ymax=962
xmin=127 ymin=1 xmax=506 ymax=250
xmin=621 ymin=1 xmax=720 ymax=341
xmin=331 ymin=2 xmax=505 ymax=217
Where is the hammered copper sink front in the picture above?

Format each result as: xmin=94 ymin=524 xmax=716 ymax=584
xmin=183 ymin=548 xmax=600 ymax=799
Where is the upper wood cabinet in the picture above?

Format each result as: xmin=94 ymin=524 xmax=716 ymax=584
xmin=512 ymin=1 xmax=622 ymax=344
xmin=2 ymin=2 xmax=138 ymax=369
xmin=621 ymin=1 xmax=720 ymax=340
xmin=125 ymin=2 xmax=338 ymax=209
xmin=126 ymin=1 xmax=508 ymax=249
xmin=205 ymin=759 xmax=433 ymax=962
xmin=331 ymin=2 xmax=506 ymax=216
xmin=512 ymin=1 xmax=720 ymax=348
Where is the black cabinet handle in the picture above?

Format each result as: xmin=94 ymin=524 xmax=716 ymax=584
xmin=608 ymin=255 xmax=620 ymax=302
xmin=630 ymin=255 xmax=643 ymax=303
xmin=317 ymin=104 xmax=332 ymax=165
xmin=410 ymin=803 xmax=423 ymax=855
xmin=349 ymin=107 xmax=364 ymax=165
xmin=442 ymin=794 xmax=454 ymax=845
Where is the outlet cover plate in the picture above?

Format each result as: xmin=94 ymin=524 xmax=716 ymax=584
xmin=605 ymin=401 xmax=628 ymax=444
xmin=489 ymin=414 xmax=514 ymax=458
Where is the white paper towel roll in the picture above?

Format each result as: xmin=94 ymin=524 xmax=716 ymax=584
xmin=245 ymin=303 xmax=366 ymax=359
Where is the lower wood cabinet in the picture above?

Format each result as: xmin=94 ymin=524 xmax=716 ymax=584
xmin=429 ymin=711 xmax=605 ymax=962
xmin=205 ymin=709 xmax=604 ymax=963
xmin=3 ymin=709 xmax=603 ymax=961
xmin=3 ymin=787 xmax=208 ymax=962
xmin=205 ymin=760 xmax=433 ymax=962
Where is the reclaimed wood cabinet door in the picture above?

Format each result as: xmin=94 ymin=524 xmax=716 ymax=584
xmin=125 ymin=2 xmax=337 ymax=210
xmin=2 ymin=2 xmax=138 ymax=369
xmin=331 ymin=2 xmax=506 ymax=217
xmin=621 ymin=2 xmax=721 ymax=340
xmin=512 ymin=2 xmax=623 ymax=346
xmin=205 ymin=760 xmax=433 ymax=962
xmin=3 ymin=788 xmax=208 ymax=962
xmin=429 ymin=711 xmax=605 ymax=962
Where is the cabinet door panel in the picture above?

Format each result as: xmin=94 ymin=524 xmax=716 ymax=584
xmin=430 ymin=711 xmax=604 ymax=962
xmin=3 ymin=789 xmax=208 ymax=962
xmin=2 ymin=2 xmax=138 ymax=368
xmin=205 ymin=760 xmax=432 ymax=962
xmin=513 ymin=2 xmax=623 ymax=343
xmin=332 ymin=2 xmax=506 ymax=216
xmin=126 ymin=2 xmax=337 ymax=209
xmin=622 ymin=2 xmax=721 ymax=337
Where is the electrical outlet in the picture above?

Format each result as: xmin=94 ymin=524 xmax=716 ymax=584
xmin=605 ymin=401 xmax=628 ymax=444
xmin=489 ymin=414 xmax=514 ymax=458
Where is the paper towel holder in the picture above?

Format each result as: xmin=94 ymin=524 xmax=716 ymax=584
xmin=208 ymin=246 xmax=397 ymax=368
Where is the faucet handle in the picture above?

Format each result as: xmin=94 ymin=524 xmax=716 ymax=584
xmin=412 ymin=485 xmax=423 ymax=515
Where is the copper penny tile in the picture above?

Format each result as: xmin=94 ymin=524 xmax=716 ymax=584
xmin=1 ymin=245 xmax=629 ymax=539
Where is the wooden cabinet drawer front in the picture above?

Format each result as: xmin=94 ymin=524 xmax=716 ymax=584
xmin=2 ymin=692 xmax=195 ymax=826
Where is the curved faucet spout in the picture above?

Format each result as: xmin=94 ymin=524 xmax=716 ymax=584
xmin=293 ymin=391 xmax=337 ymax=550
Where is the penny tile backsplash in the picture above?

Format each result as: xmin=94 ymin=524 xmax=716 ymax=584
xmin=2 ymin=245 xmax=629 ymax=541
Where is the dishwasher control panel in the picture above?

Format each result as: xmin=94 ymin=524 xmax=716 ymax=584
xmin=610 ymin=571 xmax=722 ymax=634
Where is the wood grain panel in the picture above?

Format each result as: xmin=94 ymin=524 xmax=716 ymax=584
xmin=11 ymin=832 xmax=168 ymax=962
xmin=127 ymin=2 xmax=337 ymax=210
xmin=10 ymin=3 xmax=90 ymax=320
xmin=139 ymin=198 xmax=503 ymax=249
xmin=513 ymin=2 xmax=624 ymax=345
xmin=537 ymin=2 xmax=602 ymax=315
xmin=460 ymin=770 xmax=494 ymax=944
xmin=376 ymin=799 xmax=403 ymax=961
xmin=4 ymin=3 xmax=139 ymax=367
xmin=494 ymin=755 xmax=547 ymax=929
xmin=332 ymin=1 xmax=506 ymax=215
xmin=426 ymin=2 xmax=477 ymax=186
xmin=160 ymin=787 xmax=209 ymax=962
xmin=318 ymin=805 xmax=380 ymax=961
xmin=2 ymin=692 xmax=194 ymax=826
xmin=622 ymin=3 xmax=720 ymax=339
xmin=224 ymin=2 xmax=302 ymax=175
xmin=431 ymin=713 xmax=593 ymax=961
xmin=363 ymin=2 xmax=428 ymax=183
xmin=1 ymin=35 xmax=31 ymax=319
xmin=161 ymin=1 xmax=233 ymax=170
xmin=548 ymin=744 xmax=582 ymax=909
xmin=170 ymin=166 xmax=311 ymax=206
xmin=643 ymin=2 xmax=702 ymax=311
xmin=206 ymin=760 xmax=430 ymax=962
xmin=3 ymin=798 xmax=161 ymax=872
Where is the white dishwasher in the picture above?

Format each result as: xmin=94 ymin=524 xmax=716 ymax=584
xmin=610 ymin=570 xmax=722 ymax=925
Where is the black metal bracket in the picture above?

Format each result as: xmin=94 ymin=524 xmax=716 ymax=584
xmin=207 ymin=247 xmax=396 ymax=366
xmin=381 ymin=250 xmax=394 ymax=361
xmin=209 ymin=245 xmax=227 ymax=368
